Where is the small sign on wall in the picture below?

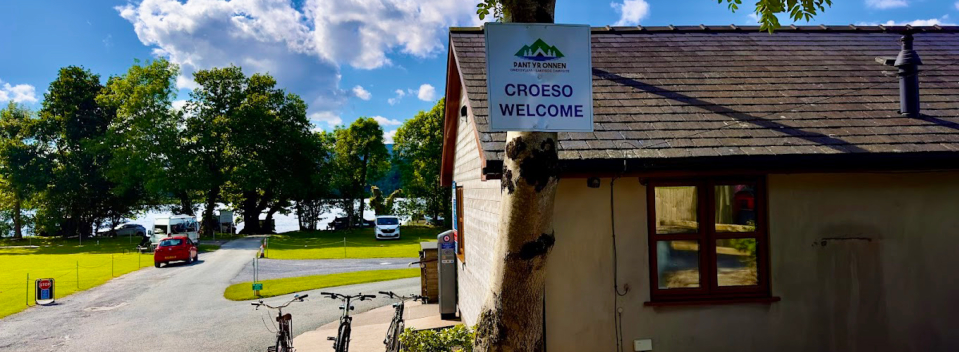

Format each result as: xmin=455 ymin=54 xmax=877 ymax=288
xmin=485 ymin=22 xmax=593 ymax=132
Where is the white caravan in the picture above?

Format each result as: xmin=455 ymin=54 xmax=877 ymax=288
xmin=152 ymin=215 xmax=200 ymax=247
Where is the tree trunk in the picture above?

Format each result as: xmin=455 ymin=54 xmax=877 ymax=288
xmin=296 ymin=202 xmax=305 ymax=231
xmin=240 ymin=190 xmax=260 ymax=234
xmin=265 ymin=208 xmax=278 ymax=234
xmin=203 ymin=187 xmax=220 ymax=237
xmin=474 ymin=2 xmax=558 ymax=351
xmin=356 ymin=152 xmax=370 ymax=227
xmin=177 ymin=191 xmax=195 ymax=216
xmin=13 ymin=195 xmax=22 ymax=239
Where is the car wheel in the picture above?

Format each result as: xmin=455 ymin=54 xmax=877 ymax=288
xmin=187 ymin=255 xmax=193 ymax=264
xmin=155 ymin=262 xmax=161 ymax=268
xmin=193 ymin=253 xmax=198 ymax=262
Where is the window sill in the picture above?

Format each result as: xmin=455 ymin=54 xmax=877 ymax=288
xmin=644 ymin=296 xmax=780 ymax=307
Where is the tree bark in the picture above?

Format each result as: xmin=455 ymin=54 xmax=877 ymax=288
xmin=13 ymin=194 xmax=22 ymax=239
xmin=203 ymin=187 xmax=220 ymax=237
xmin=176 ymin=191 xmax=195 ymax=216
xmin=240 ymin=190 xmax=260 ymax=234
xmin=355 ymin=151 xmax=370 ymax=227
xmin=474 ymin=2 xmax=558 ymax=351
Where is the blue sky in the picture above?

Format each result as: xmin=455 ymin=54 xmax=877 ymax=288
xmin=1 ymin=0 xmax=957 ymax=142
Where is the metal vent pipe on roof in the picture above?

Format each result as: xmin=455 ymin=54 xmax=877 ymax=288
xmin=895 ymin=33 xmax=922 ymax=117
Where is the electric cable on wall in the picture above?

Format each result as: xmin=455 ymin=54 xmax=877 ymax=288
xmin=610 ymin=160 xmax=630 ymax=352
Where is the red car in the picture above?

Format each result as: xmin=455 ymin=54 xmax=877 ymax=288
xmin=154 ymin=236 xmax=198 ymax=268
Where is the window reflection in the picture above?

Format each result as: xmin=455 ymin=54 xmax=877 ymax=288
xmin=716 ymin=238 xmax=758 ymax=286
xmin=654 ymin=186 xmax=698 ymax=234
xmin=715 ymin=184 xmax=757 ymax=232
xmin=656 ymin=240 xmax=700 ymax=289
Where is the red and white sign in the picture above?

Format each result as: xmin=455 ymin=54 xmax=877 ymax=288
xmin=35 ymin=278 xmax=55 ymax=305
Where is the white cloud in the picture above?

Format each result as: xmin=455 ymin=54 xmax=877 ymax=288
xmin=372 ymin=115 xmax=402 ymax=126
xmin=172 ymin=99 xmax=188 ymax=111
xmin=387 ymin=89 xmax=405 ymax=105
xmin=747 ymin=13 xmax=760 ymax=24
xmin=866 ymin=0 xmax=908 ymax=9
xmin=0 ymin=80 xmax=38 ymax=104
xmin=383 ymin=129 xmax=397 ymax=144
xmin=416 ymin=84 xmax=436 ymax=101
xmin=305 ymin=0 xmax=483 ymax=69
xmin=869 ymin=16 xmax=957 ymax=26
xmin=352 ymin=85 xmax=371 ymax=100
xmin=956 ymin=1 xmax=959 ymax=10
xmin=611 ymin=0 xmax=650 ymax=26
xmin=116 ymin=0 xmax=482 ymax=117
xmin=309 ymin=111 xmax=342 ymax=129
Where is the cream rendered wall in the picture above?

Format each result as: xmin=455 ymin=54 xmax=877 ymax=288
xmin=546 ymin=172 xmax=959 ymax=352
xmin=452 ymin=87 xmax=502 ymax=326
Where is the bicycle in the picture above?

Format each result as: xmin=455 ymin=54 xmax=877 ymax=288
xmin=252 ymin=294 xmax=308 ymax=352
xmin=322 ymin=292 xmax=376 ymax=352
xmin=379 ymin=291 xmax=427 ymax=352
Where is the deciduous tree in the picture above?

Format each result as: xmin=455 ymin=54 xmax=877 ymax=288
xmin=332 ymin=118 xmax=390 ymax=227
xmin=0 ymin=103 xmax=48 ymax=238
xmin=34 ymin=66 xmax=118 ymax=238
xmin=392 ymin=98 xmax=450 ymax=225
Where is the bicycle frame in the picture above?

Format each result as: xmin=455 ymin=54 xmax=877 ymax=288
xmin=322 ymin=292 xmax=375 ymax=352
xmin=379 ymin=291 xmax=426 ymax=352
xmin=253 ymin=294 xmax=307 ymax=352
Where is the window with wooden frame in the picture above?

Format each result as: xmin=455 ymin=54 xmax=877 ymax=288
xmin=455 ymin=186 xmax=466 ymax=261
xmin=646 ymin=178 xmax=773 ymax=304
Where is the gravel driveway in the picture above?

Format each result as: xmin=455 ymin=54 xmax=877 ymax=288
xmin=231 ymin=257 xmax=420 ymax=284
xmin=0 ymin=238 xmax=419 ymax=352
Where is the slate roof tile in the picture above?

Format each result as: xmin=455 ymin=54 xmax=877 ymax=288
xmin=449 ymin=26 xmax=959 ymax=165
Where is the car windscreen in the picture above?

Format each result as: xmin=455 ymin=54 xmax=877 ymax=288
xmin=159 ymin=239 xmax=183 ymax=247
xmin=377 ymin=217 xmax=399 ymax=225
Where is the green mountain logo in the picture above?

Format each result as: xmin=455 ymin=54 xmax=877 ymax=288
xmin=514 ymin=39 xmax=564 ymax=61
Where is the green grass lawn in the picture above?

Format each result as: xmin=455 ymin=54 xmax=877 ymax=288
xmin=223 ymin=268 xmax=420 ymax=301
xmin=0 ymin=236 xmax=155 ymax=318
xmin=198 ymin=244 xmax=221 ymax=253
xmin=265 ymin=226 xmax=444 ymax=260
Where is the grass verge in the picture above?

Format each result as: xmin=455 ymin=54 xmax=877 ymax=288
xmin=265 ymin=226 xmax=443 ymax=260
xmin=198 ymin=244 xmax=221 ymax=253
xmin=224 ymin=268 xmax=420 ymax=301
xmin=0 ymin=237 xmax=154 ymax=319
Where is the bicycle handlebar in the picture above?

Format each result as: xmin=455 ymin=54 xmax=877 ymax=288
xmin=379 ymin=291 xmax=426 ymax=302
xmin=250 ymin=295 xmax=307 ymax=310
xmin=321 ymin=292 xmax=376 ymax=301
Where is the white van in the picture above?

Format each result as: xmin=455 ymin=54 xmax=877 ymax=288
xmin=152 ymin=215 xmax=199 ymax=248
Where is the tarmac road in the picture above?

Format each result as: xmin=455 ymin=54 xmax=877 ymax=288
xmin=0 ymin=238 xmax=419 ymax=352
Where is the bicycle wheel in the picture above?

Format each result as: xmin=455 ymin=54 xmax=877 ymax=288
xmin=335 ymin=323 xmax=351 ymax=352
xmin=389 ymin=320 xmax=405 ymax=352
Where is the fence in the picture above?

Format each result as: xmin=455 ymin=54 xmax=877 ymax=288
xmin=0 ymin=251 xmax=153 ymax=315
xmin=260 ymin=237 xmax=376 ymax=259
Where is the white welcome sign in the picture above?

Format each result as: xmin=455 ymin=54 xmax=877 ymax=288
xmin=485 ymin=23 xmax=593 ymax=132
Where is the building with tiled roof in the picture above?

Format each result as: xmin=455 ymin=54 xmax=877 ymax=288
xmin=442 ymin=25 xmax=959 ymax=351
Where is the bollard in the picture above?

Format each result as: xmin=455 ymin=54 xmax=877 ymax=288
xmin=112 ymin=255 xmax=115 ymax=277
xmin=25 ymin=273 xmax=29 ymax=306
xmin=76 ymin=261 xmax=79 ymax=289
xmin=343 ymin=237 xmax=347 ymax=258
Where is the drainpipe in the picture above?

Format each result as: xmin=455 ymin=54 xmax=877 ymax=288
xmin=894 ymin=32 xmax=922 ymax=117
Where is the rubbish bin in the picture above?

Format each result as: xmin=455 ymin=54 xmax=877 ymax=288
xmin=418 ymin=242 xmax=438 ymax=303
xmin=437 ymin=230 xmax=457 ymax=319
